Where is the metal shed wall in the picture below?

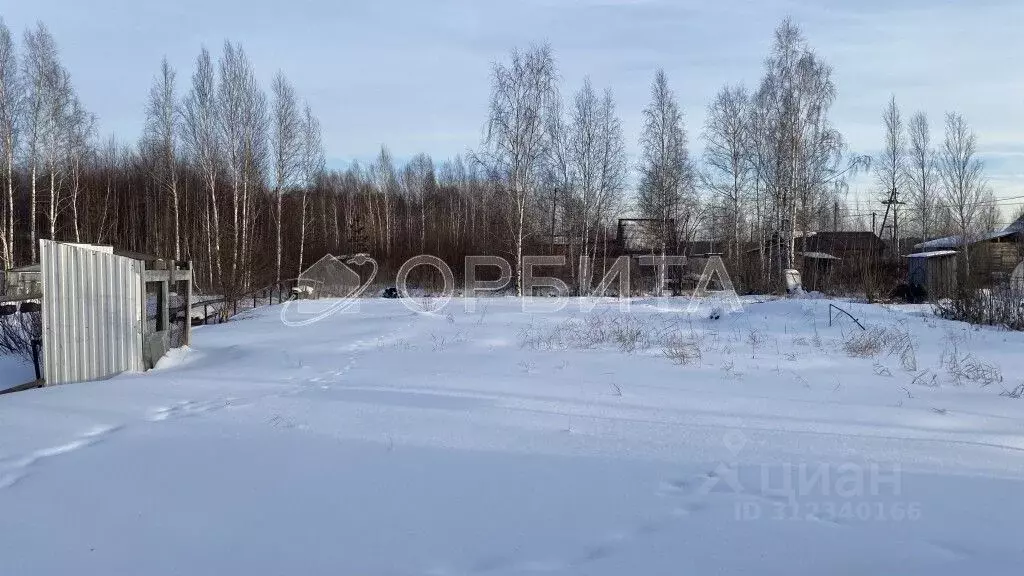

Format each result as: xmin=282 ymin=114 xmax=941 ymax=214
xmin=41 ymin=240 xmax=145 ymax=385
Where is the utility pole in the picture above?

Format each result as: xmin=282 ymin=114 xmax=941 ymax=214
xmin=833 ymin=201 xmax=840 ymax=231
xmin=871 ymin=212 xmax=877 ymax=235
xmin=881 ymin=199 xmax=906 ymax=256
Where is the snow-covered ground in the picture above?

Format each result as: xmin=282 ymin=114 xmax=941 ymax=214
xmin=1 ymin=296 xmax=1023 ymax=575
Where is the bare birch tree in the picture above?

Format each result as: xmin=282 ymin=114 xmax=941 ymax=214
xmin=403 ymin=153 xmax=435 ymax=253
xmin=21 ymin=23 xmax=58 ymax=262
xmin=566 ymin=80 xmax=626 ymax=289
xmin=181 ymin=47 xmax=221 ymax=287
xmin=482 ymin=44 xmax=558 ymax=295
xmin=874 ymin=95 xmax=905 ymax=252
xmin=369 ymin=145 xmax=397 ymax=257
xmin=702 ymin=84 xmax=752 ymax=261
xmin=905 ymin=112 xmax=938 ymax=241
xmin=270 ymin=71 xmax=302 ymax=282
xmin=42 ymin=65 xmax=72 ymax=242
xmin=144 ymin=57 xmax=181 ymax=259
xmin=594 ymin=88 xmax=627 ymax=259
xmin=298 ymin=102 xmax=323 ymax=274
xmin=538 ymin=93 xmax=571 ymax=255
xmin=0 ymin=20 xmax=19 ymax=267
xmin=65 ymin=94 xmax=93 ymax=243
xmin=749 ymin=19 xmax=847 ymax=287
xmin=217 ymin=41 xmax=266 ymax=291
xmin=976 ymin=188 xmax=1001 ymax=235
xmin=567 ymin=78 xmax=601 ymax=278
xmin=938 ymin=112 xmax=986 ymax=272
xmin=637 ymin=69 xmax=694 ymax=291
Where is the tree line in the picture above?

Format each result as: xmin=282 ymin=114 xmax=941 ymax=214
xmin=0 ymin=17 xmax=1002 ymax=297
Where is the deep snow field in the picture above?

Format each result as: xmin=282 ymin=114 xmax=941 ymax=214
xmin=1 ymin=296 xmax=1023 ymax=575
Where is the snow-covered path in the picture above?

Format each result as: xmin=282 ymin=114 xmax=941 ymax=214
xmin=1 ymin=297 xmax=1023 ymax=574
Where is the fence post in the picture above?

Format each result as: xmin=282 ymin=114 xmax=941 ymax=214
xmin=233 ymin=300 xmax=238 ymax=317
xmin=204 ymin=303 xmax=208 ymax=325
xmin=31 ymin=338 xmax=42 ymax=381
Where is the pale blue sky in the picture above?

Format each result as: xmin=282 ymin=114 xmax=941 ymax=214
xmin=5 ymin=0 xmax=1023 ymax=220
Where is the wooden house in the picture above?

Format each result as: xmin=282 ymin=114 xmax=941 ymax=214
xmin=913 ymin=216 xmax=1024 ymax=288
xmin=795 ymin=231 xmax=888 ymax=264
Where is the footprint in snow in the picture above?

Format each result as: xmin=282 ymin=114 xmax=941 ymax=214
xmin=0 ymin=424 xmax=122 ymax=489
xmin=147 ymin=399 xmax=237 ymax=422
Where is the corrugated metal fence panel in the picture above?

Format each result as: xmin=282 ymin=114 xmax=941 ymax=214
xmin=41 ymin=240 xmax=144 ymax=385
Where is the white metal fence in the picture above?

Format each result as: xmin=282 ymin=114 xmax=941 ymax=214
xmin=40 ymin=240 xmax=145 ymax=385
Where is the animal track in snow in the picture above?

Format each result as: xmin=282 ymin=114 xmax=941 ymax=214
xmin=147 ymin=398 xmax=238 ymax=422
xmin=0 ymin=424 xmax=121 ymax=489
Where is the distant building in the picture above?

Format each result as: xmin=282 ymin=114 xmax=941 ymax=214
xmin=795 ymin=231 xmax=888 ymax=263
xmin=912 ymin=215 xmax=1024 ymax=288
xmin=1 ymin=263 xmax=41 ymax=299
xmin=906 ymin=250 xmax=958 ymax=300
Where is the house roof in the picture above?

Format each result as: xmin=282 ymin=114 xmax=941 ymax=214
xmin=1006 ymin=213 xmax=1024 ymax=233
xmin=797 ymin=231 xmax=887 ymax=253
xmin=914 ymin=214 xmax=1024 ymax=251
xmin=809 ymin=231 xmax=884 ymax=243
xmin=914 ymin=227 xmax=1021 ymax=251
xmin=799 ymin=251 xmax=841 ymax=260
xmin=915 ymin=235 xmax=963 ymax=250
xmin=905 ymin=250 xmax=958 ymax=259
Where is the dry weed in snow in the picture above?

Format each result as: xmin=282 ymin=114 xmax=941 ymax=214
xmin=841 ymin=322 xmax=917 ymax=371
xmin=941 ymin=341 xmax=1003 ymax=388
xmin=662 ymin=336 xmax=702 ymax=366
xmin=1001 ymin=383 xmax=1024 ymax=398
xmin=518 ymin=312 xmax=681 ymax=354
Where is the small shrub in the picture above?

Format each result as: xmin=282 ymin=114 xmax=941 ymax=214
xmin=884 ymin=323 xmax=918 ymax=371
xmin=911 ymin=370 xmax=939 ymax=388
xmin=843 ymin=327 xmax=885 ymax=357
xmin=517 ymin=311 xmax=680 ymax=354
xmin=612 ymin=323 xmax=648 ymax=353
xmin=430 ymin=333 xmax=448 ymax=352
xmin=662 ymin=336 xmax=702 ymax=366
xmin=941 ymin=341 xmax=1003 ymax=387
xmin=934 ymin=286 xmax=1024 ymax=331
xmin=721 ymin=360 xmax=738 ymax=378
xmin=747 ymin=329 xmax=764 ymax=358
xmin=842 ymin=322 xmax=918 ymax=370
xmin=897 ymin=342 xmax=918 ymax=372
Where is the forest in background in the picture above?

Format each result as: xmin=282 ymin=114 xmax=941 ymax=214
xmin=0 ymin=17 xmax=1009 ymax=297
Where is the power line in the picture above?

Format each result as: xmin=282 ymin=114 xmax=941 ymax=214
xmin=842 ymin=197 xmax=1024 ymax=218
